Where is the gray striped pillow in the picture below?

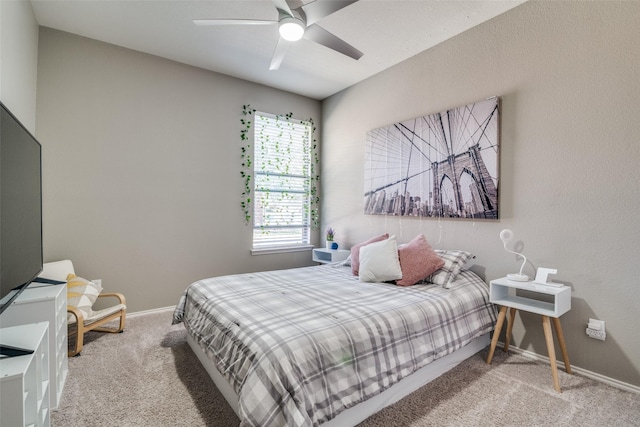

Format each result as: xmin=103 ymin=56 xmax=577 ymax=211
xmin=427 ymin=250 xmax=474 ymax=288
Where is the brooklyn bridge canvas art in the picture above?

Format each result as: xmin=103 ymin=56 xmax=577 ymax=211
xmin=364 ymin=97 xmax=499 ymax=220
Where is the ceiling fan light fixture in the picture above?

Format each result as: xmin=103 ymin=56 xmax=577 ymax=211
xmin=279 ymin=17 xmax=305 ymax=41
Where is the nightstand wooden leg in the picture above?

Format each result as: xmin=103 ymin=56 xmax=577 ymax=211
xmin=552 ymin=317 xmax=572 ymax=374
xmin=503 ymin=307 xmax=517 ymax=352
xmin=487 ymin=305 xmax=508 ymax=364
xmin=542 ymin=315 xmax=561 ymax=392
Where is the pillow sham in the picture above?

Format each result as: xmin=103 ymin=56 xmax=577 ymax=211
xmin=396 ymin=234 xmax=445 ymax=286
xmin=358 ymin=235 xmax=403 ymax=283
xmin=66 ymin=273 xmax=102 ymax=322
xmin=427 ymin=250 xmax=474 ymax=289
xmin=350 ymin=233 xmax=389 ymax=276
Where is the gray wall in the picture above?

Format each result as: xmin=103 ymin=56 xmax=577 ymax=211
xmin=36 ymin=28 xmax=321 ymax=313
xmin=0 ymin=0 xmax=39 ymax=130
xmin=321 ymin=1 xmax=640 ymax=387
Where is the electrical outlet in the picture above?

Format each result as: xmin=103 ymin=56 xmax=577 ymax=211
xmin=588 ymin=318 xmax=605 ymax=331
xmin=586 ymin=318 xmax=605 ymax=341
xmin=586 ymin=327 xmax=606 ymax=341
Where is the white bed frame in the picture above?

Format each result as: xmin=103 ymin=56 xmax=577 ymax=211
xmin=187 ymin=332 xmax=490 ymax=426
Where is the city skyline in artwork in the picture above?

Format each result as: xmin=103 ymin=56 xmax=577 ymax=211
xmin=364 ymin=97 xmax=500 ymax=219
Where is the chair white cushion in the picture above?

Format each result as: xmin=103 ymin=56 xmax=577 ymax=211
xmin=68 ymin=303 xmax=126 ymax=325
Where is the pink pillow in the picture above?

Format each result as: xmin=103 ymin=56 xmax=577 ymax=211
xmin=396 ymin=235 xmax=444 ymax=286
xmin=351 ymin=233 xmax=389 ymax=276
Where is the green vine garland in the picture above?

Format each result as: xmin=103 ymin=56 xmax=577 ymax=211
xmin=240 ymin=104 xmax=254 ymax=223
xmin=240 ymin=104 xmax=319 ymax=229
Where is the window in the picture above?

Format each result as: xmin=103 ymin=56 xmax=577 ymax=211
xmin=252 ymin=112 xmax=314 ymax=251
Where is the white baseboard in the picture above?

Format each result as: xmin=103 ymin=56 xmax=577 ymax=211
xmin=127 ymin=305 xmax=175 ymax=318
xmin=500 ymin=342 xmax=640 ymax=394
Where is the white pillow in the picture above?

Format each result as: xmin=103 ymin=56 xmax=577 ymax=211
xmin=358 ymin=235 xmax=403 ymax=282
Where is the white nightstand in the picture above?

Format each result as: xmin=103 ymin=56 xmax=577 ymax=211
xmin=486 ymin=277 xmax=572 ymax=392
xmin=312 ymin=248 xmax=350 ymax=264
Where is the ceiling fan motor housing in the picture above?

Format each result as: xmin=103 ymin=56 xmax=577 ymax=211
xmin=279 ymin=16 xmax=305 ymax=41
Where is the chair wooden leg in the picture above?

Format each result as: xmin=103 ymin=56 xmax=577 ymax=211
xmin=68 ymin=310 xmax=127 ymax=356
xmin=92 ymin=311 xmax=126 ymax=333
xmin=69 ymin=325 xmax=84 ymax=357
xmin=117 ymin=312 xmax=126 ymax=332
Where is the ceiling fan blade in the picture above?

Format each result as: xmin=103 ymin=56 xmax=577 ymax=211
xmin=304 ymin=24 xmax=363 ymax=60
xmin=269 ymin=37 xmax=293 ymax=70
xmin=272 ymin=0 xmax=294 ymax=17
xmin=299 ymin=0 xmax=359 ymax=26
xmin=193 ymin=19 xmax=276 ymax=26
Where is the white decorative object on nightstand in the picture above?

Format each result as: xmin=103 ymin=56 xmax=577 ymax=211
xmin=486 ymin=277 xmax=572 ymax=392
xmin=499 ymin=229 xmax=530 ymax=281
xmin=312 ymin=248 xmax=350 ymax=264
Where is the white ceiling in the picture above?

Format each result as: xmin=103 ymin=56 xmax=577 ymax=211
xmin=30 ymin=0 xmax=525 ymax=100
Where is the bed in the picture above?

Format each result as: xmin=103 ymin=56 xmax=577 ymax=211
xmin=173 ymin=263 xmax=496 ymax=427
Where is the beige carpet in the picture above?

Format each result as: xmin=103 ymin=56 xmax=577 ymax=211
xmin=52 ymin=310 xmax=640 ymax=427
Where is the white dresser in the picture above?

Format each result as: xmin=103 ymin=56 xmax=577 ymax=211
xmin=0 ymin=322 xmax=51 ymax=427
xmin=2 ymin=283 xmax=68 ymax=408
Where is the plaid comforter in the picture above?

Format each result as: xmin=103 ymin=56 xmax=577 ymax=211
xmin=173 ymin=265 xmax=496 ymax=426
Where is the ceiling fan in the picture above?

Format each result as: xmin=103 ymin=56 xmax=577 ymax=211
xmin=194 ymin=0 xmax=363 ymax=70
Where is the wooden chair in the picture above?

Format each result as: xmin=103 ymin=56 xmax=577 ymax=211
xmin=39 ymin=260 xmax=127 ymax=357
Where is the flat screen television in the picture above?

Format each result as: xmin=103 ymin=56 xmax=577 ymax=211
xmin=0 ymin=101 xmax=43 ymax=357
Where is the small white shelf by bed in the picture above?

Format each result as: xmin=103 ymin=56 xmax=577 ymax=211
xmin=312 ymin=248 xmax=350 ymax=264
xmin=487 ymin=277 xmax=573 ymax=392
xmin=489 ymin=277 xmax=570 ymax=317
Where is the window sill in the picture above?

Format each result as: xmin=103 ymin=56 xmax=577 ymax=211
xmin=251 ymin=245 xmax=314 ymax=256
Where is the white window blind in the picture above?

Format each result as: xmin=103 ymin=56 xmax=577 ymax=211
xmin=253 ymin=112 xmax=312 ymax=249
